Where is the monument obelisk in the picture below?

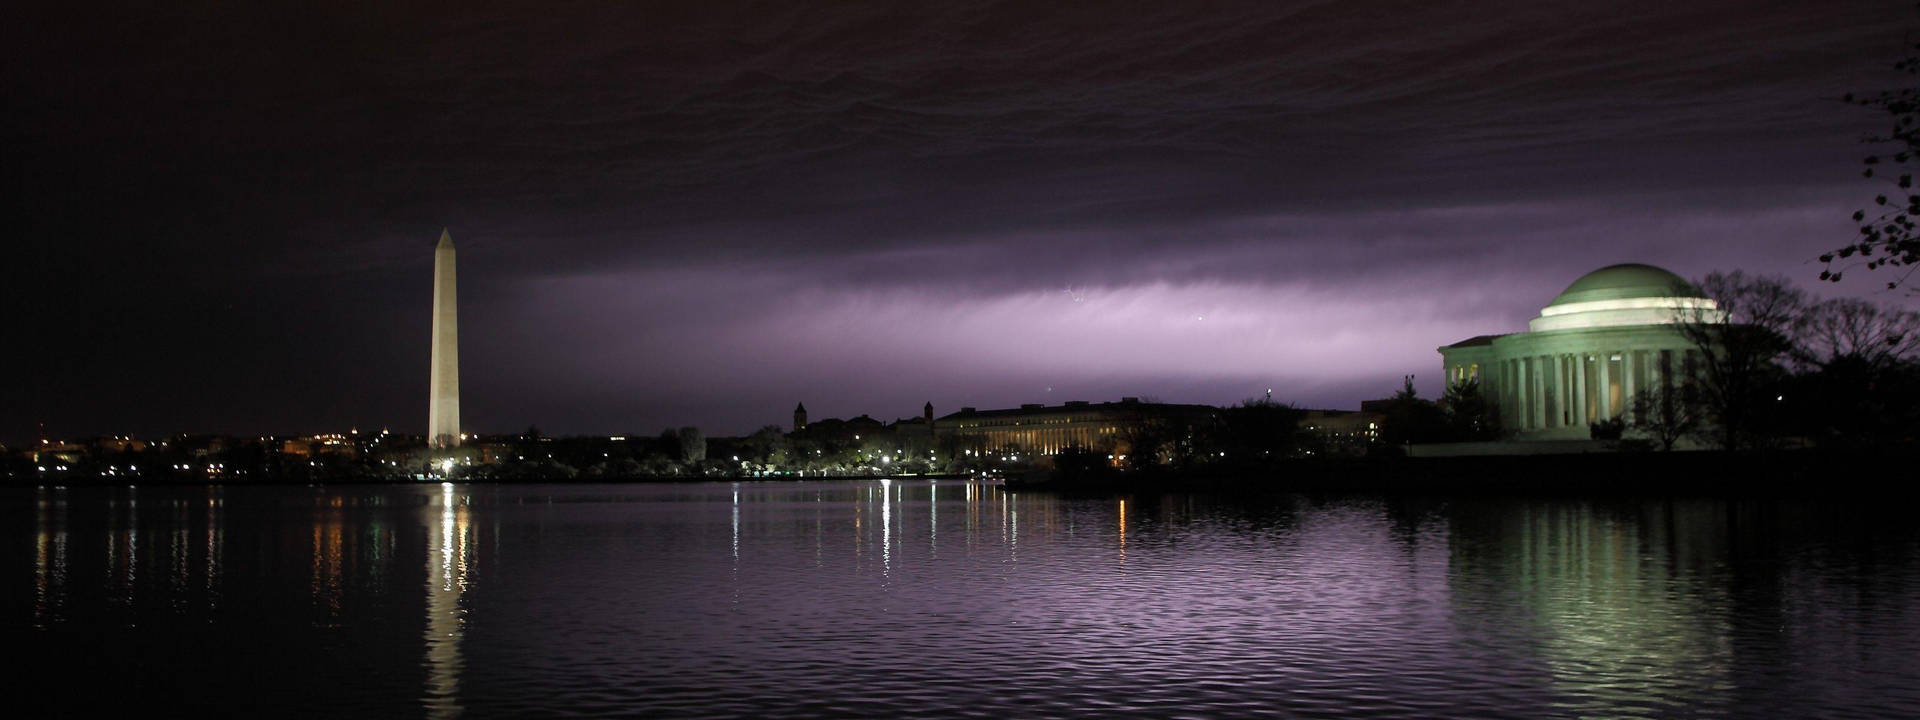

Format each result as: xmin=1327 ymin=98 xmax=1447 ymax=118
xmin=428 ymin=229 xmax=461 ymax=448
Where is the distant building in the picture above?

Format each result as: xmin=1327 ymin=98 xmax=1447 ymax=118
xmin=1299 ymin=409 xmax=1381 ymax=454
xmin=176 ymin=434 xmax=231 ymax=458
xmin=885 ymin=402 xmax=936 ymax=443
xmin=791 ymin=413 xmax=884 ymax=446
xmin=472 ymin=441 xmax=513 ymax=465
xmin=793 ymin=402 xmax=808 ymax=432
xmin=93 ymin=436 xmax=148 ymax=454
xmin=32 ymin=440 xmax=88 ymax=464
xmin=1438 ymin=264 xmax=1718 ymax=440
xmin=1358 ymin=398 xmax=1398 ymax=414
xmin=281 ymin=433 xmax=357 ymax=458
xmin=932 ymin=397 xmax=1214 ymax=456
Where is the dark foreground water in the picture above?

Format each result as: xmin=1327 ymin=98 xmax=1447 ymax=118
xmin=5 ymin=481 xmax=1919 ymax=719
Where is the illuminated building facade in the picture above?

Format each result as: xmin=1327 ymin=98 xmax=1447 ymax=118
xmin=1438 ymin=264 xmax=1720 ymax=439
xmin=1299 ymin=409 xmax=1382 ymax=455
xmin=933 ymin=397 xmax=1214 ymax=455
xmin=280 ymin=434 xmax=359 ymax=458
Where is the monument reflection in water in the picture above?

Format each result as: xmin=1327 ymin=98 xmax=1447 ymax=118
xmin=6 ymin=481 xmax=1919 ymax=718
xmin=425 ymin=482 xmax=471 ymax=719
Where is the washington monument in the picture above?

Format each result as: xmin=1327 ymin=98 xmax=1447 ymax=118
xmin=428 ymin=229 xmax=460 ymax=448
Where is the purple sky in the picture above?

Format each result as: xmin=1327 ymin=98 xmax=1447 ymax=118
xmin=5 ymin=1 xmax=1916 ymax=441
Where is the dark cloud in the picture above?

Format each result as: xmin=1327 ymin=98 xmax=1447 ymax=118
xmin=3 ymin=0 xmax=1912 ymax=440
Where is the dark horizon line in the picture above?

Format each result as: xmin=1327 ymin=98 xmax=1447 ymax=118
xmin=7 ymin=391 xmax=1392 ymax=446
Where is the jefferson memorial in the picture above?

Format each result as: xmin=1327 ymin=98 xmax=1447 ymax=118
xmin=1438 ymin=264 xmax=1722 ymax=439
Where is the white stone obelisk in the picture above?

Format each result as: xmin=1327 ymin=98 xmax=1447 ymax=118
xmin=428 ymin=229 xmax=461 ymax=448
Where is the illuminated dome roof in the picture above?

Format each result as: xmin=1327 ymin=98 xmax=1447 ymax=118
xmin=1547 ymin=263 xmax=1703 ymax=307
xmin=1529 ymin=263 xmax=1720 ymax=332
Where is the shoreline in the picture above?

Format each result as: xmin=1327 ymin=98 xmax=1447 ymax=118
xmin=1006 ymin=447 xmax=1912 ymax=496
xmin=8 ymin=447 xmax=1910 ymax=497
xmin=4 ymin=472 xmax=985 ymax=488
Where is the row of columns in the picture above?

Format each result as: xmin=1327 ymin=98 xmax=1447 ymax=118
xmin=1493 ymin=348 xmax=1689 ymax=432
xmin=970 ymin=425 xmax=1116 ymax=455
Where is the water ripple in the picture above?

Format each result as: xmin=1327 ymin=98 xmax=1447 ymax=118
xmin=4 ymin=483 xmax=1919 ymax=718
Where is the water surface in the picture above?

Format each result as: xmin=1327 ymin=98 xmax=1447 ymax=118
xmin=5 ymin=481 xmax=1918 ymax=718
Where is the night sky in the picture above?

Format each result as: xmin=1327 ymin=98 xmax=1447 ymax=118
xmin=5 ymin=1 xmax=1914 ymax=442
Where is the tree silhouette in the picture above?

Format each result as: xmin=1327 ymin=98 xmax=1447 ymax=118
xmin=1204 ymin=397 xmax=1307 ymax=459
xmin=1789 ymin=298 xmax=1920 ymax=446
xmin=1628 ymin=384 xmax=1702 ymax=452
xmin=1798 ymin=297 xmax=1920 ymax=371
xmin=1440 ymin=377 xmax=1500 ymax=441
xmin=675 ymin=427 xmax=706 ymax=465
xmin=1829 ymin=36 xmax=1920 ymax=290
xmin=1379 ymin=375 xmax=1450 ymax=448
xmin=1672 ymin=272 xmax=1805 ymax=450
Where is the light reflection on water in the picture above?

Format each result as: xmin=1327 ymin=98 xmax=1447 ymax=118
xmin=5 ymin=481 xmax=1920 ymax=719
xmin=424 ymin=482 xmax=470 ymax=720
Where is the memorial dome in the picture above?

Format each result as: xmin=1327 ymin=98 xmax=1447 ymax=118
xmin=1547 ymin=263 xmax=1704 ymax=307
xmin=1530 ymin=263 xmax=1719 ymax=332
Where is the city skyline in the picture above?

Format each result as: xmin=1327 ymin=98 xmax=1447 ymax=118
xmin=7 ymin=1 xmax=1919 ymax=443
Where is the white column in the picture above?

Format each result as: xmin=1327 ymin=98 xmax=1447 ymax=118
xmin=1512 ymin=359 xmax=1522 ymax=428
xmin=1538 ymin=356 xmax=1552 ymax=428
xmin=1539 ymin=356 xmax=1550 ymax=430
xmin=1654 ymin=350 xmax=1668 ymax=399
xmin=1520 ymin=359 xmax=1536 ymax=432
xmin=1597 ymin=351 xmax=1613 ymax=420
xmin=1560 ymin=355 xmax=1573 ymax=428
xmin=1555 ymin=356 xmax=1565 ymax=428
xmin=1573 ymin=354 xmax=1587 ymax=427
xmin=1505 ymin=359 xmax=1520 ymax=428
xmin=1522 ymin=358 xmax=1534 ymax=430
xmin=1508 ymin=359 xmax=1519 ymax=428
xmin=1509 ymin=359 xmax=1520 ymax=430
xmin=1559 ymin=355 xmax=1574 ymax=428
xmin=1516 ymin=359 xmax=1527 ymax=430
xmin=1623 ymin=351 xmax=1639 ymax=422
